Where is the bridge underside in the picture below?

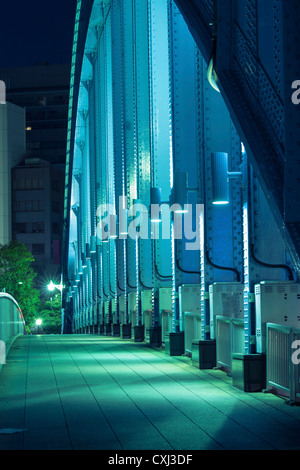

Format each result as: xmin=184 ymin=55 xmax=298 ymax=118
xmin=175 ymin=0 xmax=300 ymax=270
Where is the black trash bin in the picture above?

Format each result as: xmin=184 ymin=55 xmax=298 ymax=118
xmin=165 ymin=332 xmax=184 ymax=356
xmin=192 ymin=340 xmax=216 ymax=369
xmin=231 ymin=353 xmax=266 ymax=392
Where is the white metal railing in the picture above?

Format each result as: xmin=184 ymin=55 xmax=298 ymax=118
xmin=119 ymin=295 xmax=126 ymax=325
xmin=0 ymin=293 xmax=25 ymax=366
xmin=216 ymin=316 xmax=245 ymax=371
xmin=183 ymin=312 xmax=202 ymax=355
xmin=128 ymin=293 xmax=137 ymax=327
xmin=266 ymin=323 xmax=300 ymax=403
xmin=161 ymin=310 xmax=172 ymax=344
xmin=143 ymin=310 xmax=153 ymax=341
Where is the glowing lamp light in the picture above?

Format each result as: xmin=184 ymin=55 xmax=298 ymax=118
xmin=90 ymin=235 xmax=97 ymax=253
xmin=85 ymin=243 xmax=91 ymax=260
xmin=213 ymin=201 xmax=230 ymax=205
xmin=174 ymin=208 xmax=189 ymax=213
xmin=47 ymin=281 xmax=64 ymax=292
xmin=36 ymin=319 xmax=42 ymax=326
xmin=78 ymin=260 xmax=84 ymax=275
xmin=211 ymin=152 xmax=230 ymax=205
xmin=47 ymin=281 xmax=55 ymax=292
xmin=81 ymin=253 xmax=87 ymax=268
xmin=119 ymin=208 xmax=128 ymax=235
xmin=150 ymin=188 xmax=162 ymax=222
xmin=109 ymin=214 xmax=118 ymax=238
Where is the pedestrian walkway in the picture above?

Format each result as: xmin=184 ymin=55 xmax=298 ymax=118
xmin=0 ymin=334 xmax=300 ymax=451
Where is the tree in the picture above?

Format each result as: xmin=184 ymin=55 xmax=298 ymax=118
xmin=37 ymin=294 xmax=62 ymax=334
xmin=0 ymin=242 xmax=40 ymax=327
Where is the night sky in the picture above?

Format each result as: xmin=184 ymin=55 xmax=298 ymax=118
xmin=0 ymin=1 xmax=77 ymax=68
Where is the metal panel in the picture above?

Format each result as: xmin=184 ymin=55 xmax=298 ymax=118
xmin=142 ymin=290 xmax=153 ymax=341
xmin=179 ymin=284 xmax=201 ymax=313
xmin=209 ymin=282 xmax=244 ymax=340
xmin=159 ymin=287 xmax=172 ymax=313
xmin=255 ymin=282 xmax=300 ymax=353
xmin=216 ymin=318 xmax=231 ymax=370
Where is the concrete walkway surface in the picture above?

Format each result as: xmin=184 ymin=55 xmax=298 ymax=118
xmin=0 ymin=334 xmax=300 ymax=451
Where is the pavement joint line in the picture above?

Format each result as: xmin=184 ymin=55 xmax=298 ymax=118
xmin=57 ymin=336 xmax=177 ymax=450
xmin=70 ymin=336 xmax=297 ymax=449
xmin=132 ymin=340 xmax=300 ymax=418
xmin=91 ymin=341 xmax=226 ymax=450
xmin=118 ymin=341 xmax=300 ymax=431
xmin=51 ymin=336 xmax=131 ymax=450
xmin=85 ymin=339 xmax=277 ymax=449
xmin=21 ymin=334 xmax=31 ymax=450
xmin=4 ymin=335 xmax=300 ymax=450
xmin=41 ymin=335 xmax=74 ymax=450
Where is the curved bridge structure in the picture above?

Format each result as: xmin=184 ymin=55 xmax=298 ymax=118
xmin=62 ymin=0 xmax=300 ymax=403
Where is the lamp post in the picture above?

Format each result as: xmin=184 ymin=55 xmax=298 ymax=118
xmin=47 ymin=281 xmax=64 ymax=293
xmin=36 ymin=318 xmax=42 ymax=334
xmin=47 ymin=280 xmax=65 ymax=335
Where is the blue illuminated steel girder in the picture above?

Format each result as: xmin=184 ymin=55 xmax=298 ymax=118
xmin=134 ymin=0 xmax=153 ymax=332
xmin=94 ymin=49 xmax=104 ymax=329
xmin=169 ymin=2 xmax=200 ymax=283
xmin=174 ymin=0 xmax=300 ymax=276
xmin=200 ymin=59 xmax=243 ymax=339
xmin=169 ymin=2 xmax=204 ymax=334
xmin=148 ymin=0 xmax=173 ymax=335
xmin=123 ymin=0 xmax=138 ymax=331
xmin=88 ymin=70 xmax=98 ymax=328
xmin=105 ymin=11 xmax=117 ymax=323
xmin=111 ymin=0 xmax=127 ymax=325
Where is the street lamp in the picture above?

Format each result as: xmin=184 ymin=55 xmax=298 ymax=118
xmin=36 ymin=318 xmax=42 ymax=334
xmin=47 ymin=281 xmax=64 ymax=292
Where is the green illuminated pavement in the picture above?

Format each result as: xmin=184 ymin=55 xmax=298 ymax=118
xmin=0 ymin=334 xmax=300 ymax=450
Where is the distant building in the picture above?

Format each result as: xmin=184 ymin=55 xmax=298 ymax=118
xmin=12 ymin=157 xmax=65 ymax=291
xmin=0 ymin=63 xmax=70 ymax=291
xmin=0 ymin=102 xmax=26 ymax=245
xmin=0 ymin=63 xmax=70 ymax=165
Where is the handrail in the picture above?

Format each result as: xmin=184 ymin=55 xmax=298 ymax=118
xmin=0 ymin=293 xmax=26 ymax=368
xmin=0 ymin=293 xmax=25 ymax=319
xmin=266 ymin=323 xmax=300 ymax=404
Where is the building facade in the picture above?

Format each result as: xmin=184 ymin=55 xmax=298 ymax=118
xmin=0 ymin=63 xmax=70 ymax=288
xmin=62 ymin=0 xmax=300 ymax=402
xmin=0 ymin=63 xmax=70 ymax=165
xmin=0 ymin=102 xmax=26 ymax=245
xmin=11 ymin=157 xmax=65 ymax=290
